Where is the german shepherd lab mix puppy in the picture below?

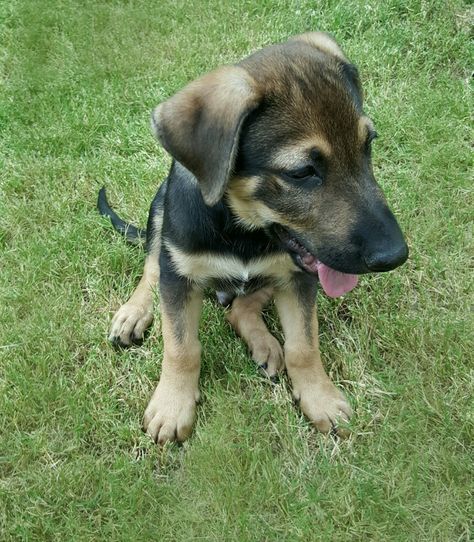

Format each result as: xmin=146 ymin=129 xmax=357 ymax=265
xmin=98 ymin=32 xmax=408 ymax=444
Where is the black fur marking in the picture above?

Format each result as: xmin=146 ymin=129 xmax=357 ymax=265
xmin=162 ymin=162 xmax=282 ymax=261
xmin=340 ymin=62 xmax=363 ymax=110
xmin=159 ymin=249 xmax=194 ymax=343
xmin=292 ymin=271 xmax=318 ymax=342
xmin=216 ymin=291 xmax=235 ymax=306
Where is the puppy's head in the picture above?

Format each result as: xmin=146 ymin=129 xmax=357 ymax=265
xmin=152 ymin=32 xmax=408 ymax=293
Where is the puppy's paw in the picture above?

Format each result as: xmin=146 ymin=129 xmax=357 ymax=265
xmin=249 ymin=331 xmax=284 ymax=379
xmin=143 ymin=380 xmax=199 ymax=445
xmin=293 ymin=379 xmax=352 ymax=437
xmin=109 ymin=302 xmax=154 ymax=347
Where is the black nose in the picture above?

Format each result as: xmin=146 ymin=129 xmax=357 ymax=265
xmin=364 ymin=243 xmax=409 ymax=272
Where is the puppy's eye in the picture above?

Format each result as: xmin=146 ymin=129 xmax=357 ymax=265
xmin=284 ymin=166 xmax=323 ymax=188
xmin=289 ymin=166 xmax=316 ymax=179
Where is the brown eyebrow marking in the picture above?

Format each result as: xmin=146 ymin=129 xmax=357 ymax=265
xmin=271 ymin=136 xmax=332 ymax=170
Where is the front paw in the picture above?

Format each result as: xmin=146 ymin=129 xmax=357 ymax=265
xmin=142 ymin=379 xmax=199 ymax=445
xmin=293 ymin=379 xmax=352 ymax=436
xmin=109 ymin=302 xmax=153 ymax=346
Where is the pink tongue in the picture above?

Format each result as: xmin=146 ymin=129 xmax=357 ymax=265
xmin=304 ymin=256 xmax=358 ymax=297
xmin=316 ymin=262 xmax=358 ymax=298
xmin=302 ymin=255 xmax=358 ymax=297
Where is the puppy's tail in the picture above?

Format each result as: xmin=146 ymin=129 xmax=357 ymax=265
xmin=97 ymin=187 xmax=146 ymax=246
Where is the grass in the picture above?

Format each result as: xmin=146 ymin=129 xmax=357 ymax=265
xmin=0 ymin=0 xmax=472 ymax=540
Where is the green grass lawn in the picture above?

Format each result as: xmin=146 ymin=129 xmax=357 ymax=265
xmin=1 ymin=0 xmax=472 ymax=540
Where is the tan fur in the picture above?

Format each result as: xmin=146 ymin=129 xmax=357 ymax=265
xmin=164 ymin=239 xmax=297 ymax=287
xmin=153 ymin=66 xmax=260 ymax=135
xmin=358 ymin=115 xmax=375 ymax=144
xmin=291 ymin=31 xmax=347 ymax=60
xmin=142 ymin=288 xmax=203 ymax=444
xmin=152 ymin=66 xmax=262 ymax=206
xmin=109 ymin=211 xmax=163 ymax=345
xmin=274 ymin=284 xmax=352 ymax=435
xmin=226 ymin=176 xmax=298 ymax=230
xmin=147 ymin=213 xmax=163 ymax=256
xmin=226 ymin=288 xmax=283 ymax=377
xmin=108 ymin=254 xmax=159 ymax=345
xmin=225 ymin=176 xmax=269 ymax=229
xmin=227 ymin=173 xmax=357 ymax=242
xmin=270 ymin=138 xmax=333 ymax=169
xmin=110 ymin=32 xmax=392 ymax=445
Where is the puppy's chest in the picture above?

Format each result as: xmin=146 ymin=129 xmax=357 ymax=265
xmin=165 ymin=241 xmax=297 ymax=293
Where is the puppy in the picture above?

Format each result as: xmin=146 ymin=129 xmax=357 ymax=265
xmin=99 ymin=32 xmax=408 ymax=444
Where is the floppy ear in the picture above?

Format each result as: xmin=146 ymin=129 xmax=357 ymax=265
xmin=151 ymin=66 xmax=261 ymax=206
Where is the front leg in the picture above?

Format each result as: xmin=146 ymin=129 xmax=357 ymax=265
xmin=109 ymin=254 xmax=158 ymax=346
xmin=274 ymin=273 xmax=352 ymax=435
xmin=143 ymin=264 xmax=203 ymax=444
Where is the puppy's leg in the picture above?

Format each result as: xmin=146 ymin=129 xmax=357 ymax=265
xmin=108 ymin=255 xmax=158 ymax=346
xmin=109 ymin=213 xmax=163 ymax=346
xmin=226 ymin=288 xmax=283 ymax=378
xmin=143 ymin=271 xmax=202 ymax=444
xmin=275 ymin=274 xmax=352 ymax=435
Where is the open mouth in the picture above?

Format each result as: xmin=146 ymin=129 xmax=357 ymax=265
xmin=273 ymin=225 xmax=358 ymax=298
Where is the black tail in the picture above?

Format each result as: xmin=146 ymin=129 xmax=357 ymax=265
xmin=97 ymin=187 xmax=146 ymax=246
